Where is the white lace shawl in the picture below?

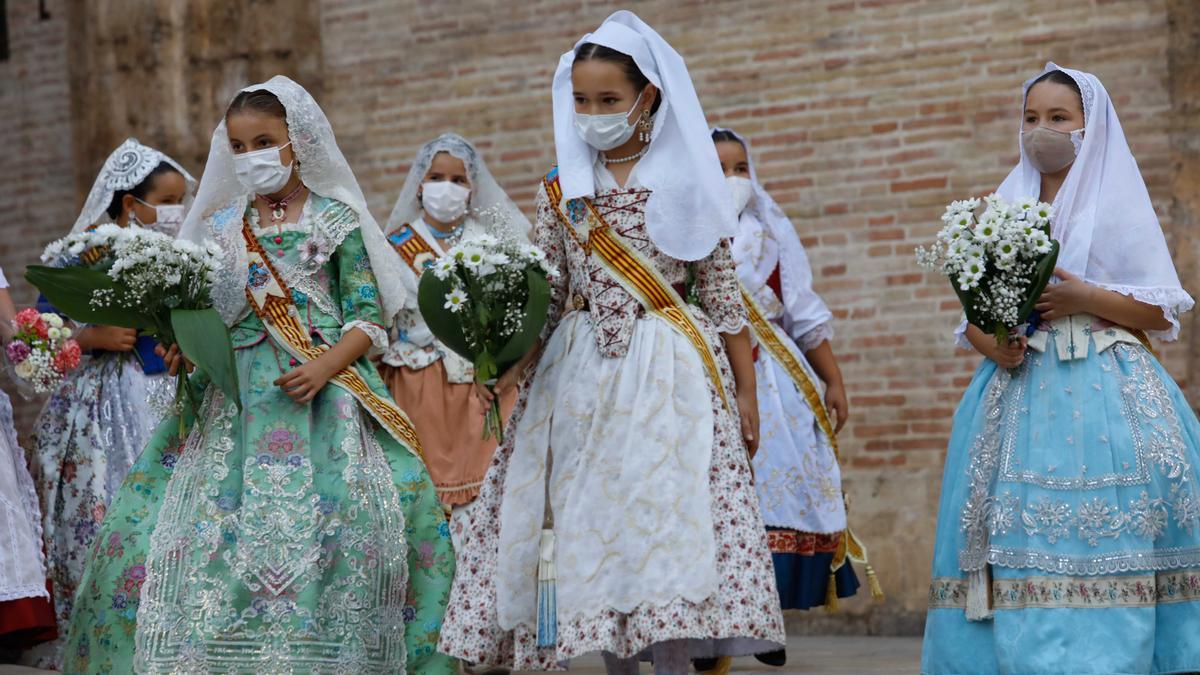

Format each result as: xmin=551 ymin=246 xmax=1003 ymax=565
xmin=178 ymin=76 xmax=407 ymax=328
xmin=997 ymin=63 xmax=1193 ymax=341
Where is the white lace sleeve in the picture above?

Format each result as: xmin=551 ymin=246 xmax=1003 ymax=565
xmin=795 ymin=322 xmax=833 ymax=353
xmin=343 ymin=320 xmax=389 ymax=351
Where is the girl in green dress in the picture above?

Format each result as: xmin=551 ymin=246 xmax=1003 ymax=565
xmin=61 ymin=76 xmax=456 ymax=674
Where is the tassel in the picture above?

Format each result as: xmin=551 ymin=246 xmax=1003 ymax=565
xmin=824 ymin=572 xmax=840 ymax=613
xmin=535 ymin=528 xmax=557 ymax=647
xmin=965 ymin=566 xmax=994 ymax=622
xmin=866 ymin=564 xmax=885 ymax=601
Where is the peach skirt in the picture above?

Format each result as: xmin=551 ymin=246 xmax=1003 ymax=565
xmin=380 ymin=360 xmax=514 ymax=507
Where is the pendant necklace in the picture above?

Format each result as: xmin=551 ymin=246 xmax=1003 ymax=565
xmin=259 ymin=183 xmax=306 ymax=232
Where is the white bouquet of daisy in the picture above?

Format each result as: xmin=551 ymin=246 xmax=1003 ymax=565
xmin=916 ymin=194 xmax=1060 ymax=344
xmin=27 ymin=224 xmax=240 ymax=416
xmin=418 ymin=210 xmax=557 ymax=440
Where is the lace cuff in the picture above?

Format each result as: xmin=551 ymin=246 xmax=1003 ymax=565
xmin=1090 ymin=282 xmax=1194 ymax=343
xmin=795 ymin=322 xmax=833 ymax=353
xmin=343 ymin=320 xmax=388 ymax=351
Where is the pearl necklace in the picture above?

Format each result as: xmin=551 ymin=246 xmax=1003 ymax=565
xmin=600 ymin=145 xmax=649 ymax=164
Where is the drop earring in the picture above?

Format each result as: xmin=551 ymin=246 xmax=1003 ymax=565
xmin=638 ymin=109 xmax=652 ymax=143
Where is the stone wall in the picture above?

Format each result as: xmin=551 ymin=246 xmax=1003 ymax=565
xmin=1 ymin=0 xmax=1195 ymax=633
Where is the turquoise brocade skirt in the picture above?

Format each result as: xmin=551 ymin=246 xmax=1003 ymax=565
xmin=922 ymin=332 xmax=1200 ymax=674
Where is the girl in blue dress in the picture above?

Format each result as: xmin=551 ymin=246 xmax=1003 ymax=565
xmin=922 ymin=63 xmax=1200 ymax=674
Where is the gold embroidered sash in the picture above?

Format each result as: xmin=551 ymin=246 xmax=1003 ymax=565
xmin=740 ymin=285 xmax=883 ymax=604
xmin=387 ymin=223 xmax=439 ymax=275
xmin=544 ymin=175 xmax=730 ymax=411
xmin=241 ymin=220 xmax=424 ymax=459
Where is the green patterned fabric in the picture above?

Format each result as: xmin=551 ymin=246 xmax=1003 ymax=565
xmin=62 ymin=198 xmax=456 ymax=674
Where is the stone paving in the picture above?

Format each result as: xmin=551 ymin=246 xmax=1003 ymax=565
xmin=512 ymin=636 xmax=923 ymax=674
xmin=0 ymin=635 xmax=923 ymax=674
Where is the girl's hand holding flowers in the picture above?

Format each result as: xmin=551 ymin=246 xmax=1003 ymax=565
xmin=1035 ymin=267 xmax=1094 ymax=321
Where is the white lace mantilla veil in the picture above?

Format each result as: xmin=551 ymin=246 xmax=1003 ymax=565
xmin=72 ymin=138 xmax=196 ymax=234
xmin=997 ymin=62 xmax=1193 ymax=340
xmin=178 ymin=75 xmax=407 ymax=327
xmin=385 ymin=132 xmax=531 ymax=238
xmin=713 ymin=127 xmax=832 ymax=341
xmin=551 ymin=10 xmax=738 ymax=261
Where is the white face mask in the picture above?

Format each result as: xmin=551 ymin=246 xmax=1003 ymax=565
xmin=726 ymin=175 xmax=754 ymax=215
xmin=233 ymin=142 xmax=294 ymax=195
xmin=421 ymin=180 xmax=471 ymax=223
xmin=135 ymin=198 xmax=186 ymax=233
xmin=574 ymin=89 xmax=644 ymax=151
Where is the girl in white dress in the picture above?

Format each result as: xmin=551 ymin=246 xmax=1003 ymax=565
xmin=0 ymin=266 xmax=56 ymax=650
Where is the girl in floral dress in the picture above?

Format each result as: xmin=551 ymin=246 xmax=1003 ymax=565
xmin=922 ymin=63 xmax=1200 ymax=674
xmin=24 ymin=139 xmax=192 ymax=669
xmin=61 ymin=76 xmax=455 ymax=674
xmin=439 ymin=11 xmax=784 ymax=674
xmin=710 ymin=127 xmax=861 ymax=669
xmin=379 ymin=133 xmax=527 ymax=522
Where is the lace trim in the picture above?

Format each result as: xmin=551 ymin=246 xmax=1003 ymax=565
xmin=0 ymin=392 xmax=46 ymax=579
xmin=279 ymin=262 xmax=341 ymax=322
xmin=344 ymin=320 xmax=388 ymax=351
xmin=1089 ymin=282 xmax=1194 ymax=342
xmin=795 ymin=322 xmax=833 ymax=353
xmin=712 ymin=315 xmax=749 ymax=335
xmin=985 ymin=545 xmax=1200 ymax=575
xmin=0 ymin=584 xmax=50 ymax=602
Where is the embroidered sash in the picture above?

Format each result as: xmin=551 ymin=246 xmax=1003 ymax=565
xmin=741 ymin=284 xmax=883 ymax=602
xmin=387 ymin=224 xmax=439 ymax=275
xmin=544 ymin=172 xmax=730 ymax=411
xmin=241 ymin=220 xmax=424 ymax=459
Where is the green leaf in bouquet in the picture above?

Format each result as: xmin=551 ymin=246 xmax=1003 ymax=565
xmin=170 ymin=308 xmax=241 ymax=411
xmin=495 ymin=268 xmax=552 ymax=368
xmin=474 ymin=351 xmax=498 ymax=383
xmin=950 ymin=280 xmax=987 ymax=329
xmin=1015 ymin=239 xmax=1060 ymax=327
xmin=25 ymin=265 xmax=156 ymax=328
xmin=418 ymin=272 xmax=474 ymax=361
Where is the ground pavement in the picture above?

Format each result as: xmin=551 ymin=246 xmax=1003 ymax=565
xmin=0 ymin=636 xmax=923 ymax=674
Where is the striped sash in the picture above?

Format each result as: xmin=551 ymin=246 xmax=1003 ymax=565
xmin=741 ymin=285 xmax=882 ymax=602
xmin=544 ymin=171 xmax=730 ymax=411
xmin=241 ymin=220 xmax=424 ymax=459
xmin=387 ymin=224 xmax=439 ymax=275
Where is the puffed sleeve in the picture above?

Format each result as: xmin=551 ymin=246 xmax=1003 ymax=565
xmin=336 ymin=227 xmax=390 ymax=350
xmin=533 ymin=183 xmax=570 ymax=341
xmin=693 ymin=238 xmax=749 ymax=333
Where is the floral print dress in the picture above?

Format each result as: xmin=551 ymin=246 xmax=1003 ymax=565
xmin=438 ymin=174 xmax=785 ymax=669
xmin=61 ymin=195 xmax=456 ymax=674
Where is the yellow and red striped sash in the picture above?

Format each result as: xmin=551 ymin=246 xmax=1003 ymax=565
xmin=741 ymin=285 xmax=882 ymax=603
xmin=741 ymin=287 xmax=838 ymax=449
xmin=241 ymin=220 xmax=424 ymax=460
xmin=544 ymin=174 xmax=730 ymax=411
xmin=387 ymin=224 xmax=439 ymax=275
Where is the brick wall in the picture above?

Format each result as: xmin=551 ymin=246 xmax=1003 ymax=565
xmin=318 ymin=0 xmax=1184 ymax=632
xmin=0 ymin=0 xmax=1192 ymax=635
xmin=0 ymin=0 xmax=74 ymax=436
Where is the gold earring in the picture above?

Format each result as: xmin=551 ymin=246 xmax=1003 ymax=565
xmin=638 ymin=109 xmax=652 ymax=143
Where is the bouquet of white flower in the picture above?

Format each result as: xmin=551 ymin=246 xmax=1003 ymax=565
xmin=916 ymin=194 xmax=1060 ymax=344
xmin=417 ymin=215 xmax=556 ymax=440
xmin=26 ymin=224 xmax=240 ymax=415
